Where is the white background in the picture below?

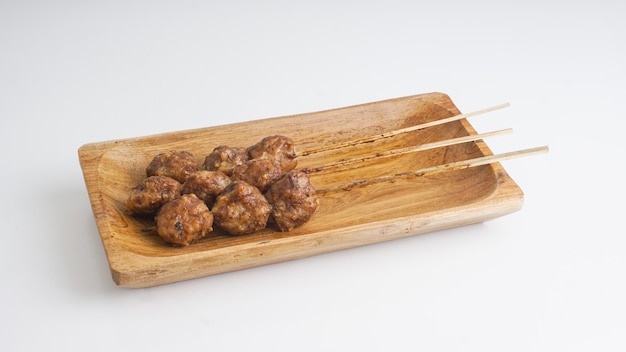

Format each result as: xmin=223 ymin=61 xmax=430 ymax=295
xmin=1 ymin=1 xmax=624 ymax=351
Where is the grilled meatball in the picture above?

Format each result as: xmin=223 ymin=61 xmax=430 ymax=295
xmin=203 ymin=145 xmax=249 ymax=176
xmin=125 ymin=176 xmax=181 ymax=215
xmin=231 ymin=159 xmax=283 ymax=193
xmin=146 ymin=150 xmax=198 ymax=183
xmin=211 ymin=181 xmax=271 ymax=236
xmin=155 ymin=194 xmax=214 ymax=247
xmin=182 ymin=170 xmax=231 ymax=207
xmin=265 ymin=170 xmax=319 ymax=232
xmin=247 ymin=135 xmax=297 ymax=172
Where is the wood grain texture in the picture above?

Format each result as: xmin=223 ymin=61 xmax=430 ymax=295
xmin=78 ymin=92 xmax=524 ymax=288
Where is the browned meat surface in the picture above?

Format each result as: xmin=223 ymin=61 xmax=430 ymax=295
xmin=155 ymin=194 xmax=214 ymax=246
xmin=211 ymin=181 xmax=271 ymax=236
xmin=146 ymin=150 xmax=198 ymax=183
xmin=247 ymin=135 xmax=297 ymax=172
xmin=182 ymin=170 xmax=231 ymax=207
xmin=203 ymin=145 xmax=249 ymax=176
xmin=127 ymin=135 xmax=309 ymax=245
xmin=265 ymin=170 xmax=319 ymax=232
xmin=125 ymin=176 xmax=181 ymax=215
xmin=231 ymin=159 xmax=283 ymax=193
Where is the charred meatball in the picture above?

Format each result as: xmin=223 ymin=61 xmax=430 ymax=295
xmin=125 ymin=176 xmax=181 ymax=215
xmin=146 ymin=150 xmax=198 ymax=183
xmin=155 ymin=194 xmax=214 ymax=247
xmin=265 ymin=170 xmax=319 ymax=232
xmin=247 ymin=135 xmax=297 ymax=172
xmin=203 ymin=145 xmax=249 ymax=176
xmin=211 ymin=181 xmax=271 ymax=236
xmin=231 ymin=159 xmax=283 ymax=193
xmin=181 ymin=170 xmax=232 ymax=207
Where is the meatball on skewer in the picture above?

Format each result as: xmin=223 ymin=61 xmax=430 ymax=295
xmin=211 ymin=181 xmax=272 ymax=236
xmin=146 ymin=150 xmax=198 ymax=183
xmin=247 ymin=135 xmax=297 ymax=173
xmin=231 ymin=159 xmax=283 ymax=193
xmin=265 ymin=170 xmax=319 ymax=232
xmin=125 ymin=176 xmax=181 ymax=215
xmin=182 ymin=170 xmax=232 ymax=208
xmin=155 ymin=194 xmax=214 ymax=247
xmin=203 ymin=145 xmax=249 ymax=176
xmin=126 ymin=134 xmax=320 ymax=247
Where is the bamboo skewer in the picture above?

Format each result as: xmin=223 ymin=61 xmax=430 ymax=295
xmin=316 ymin=146 xmax=549 ymax=194
xmin=297 ymin=102 xmax=511 ymax=157
xmin=299 ymin=128 xmax=513 ymax=174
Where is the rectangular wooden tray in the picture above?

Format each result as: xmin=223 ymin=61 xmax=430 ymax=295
xmin=78 ymin=92 xmax=524 ymax=288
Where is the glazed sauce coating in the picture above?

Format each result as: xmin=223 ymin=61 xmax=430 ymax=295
xmin=146 ymin=150 xmax=198 ymax=183
xmin=231 ymin=159 xmax=283 ymax=193
xmin=125 ymin=176 xmax=181 ymax=215
xmin=247 ymin=135 xmax=297 ymax=173
xmin=155 ymin=194 xmax=214 ymax=246
xmin=126 ymin=135 xmax=318 ymax=246
xmin=203 ymin=145 xmax=249 ymax=176
xmin=182 ymin=170 xmax=231 ymax=207
xmin=211 ymin=181 xmax=271 ymax=236
xmin=265 ymin=170 xmax=319 ymax=232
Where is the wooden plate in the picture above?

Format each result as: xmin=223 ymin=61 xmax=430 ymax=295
xmin=78 ymin=92 xmax=524 ymax=288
